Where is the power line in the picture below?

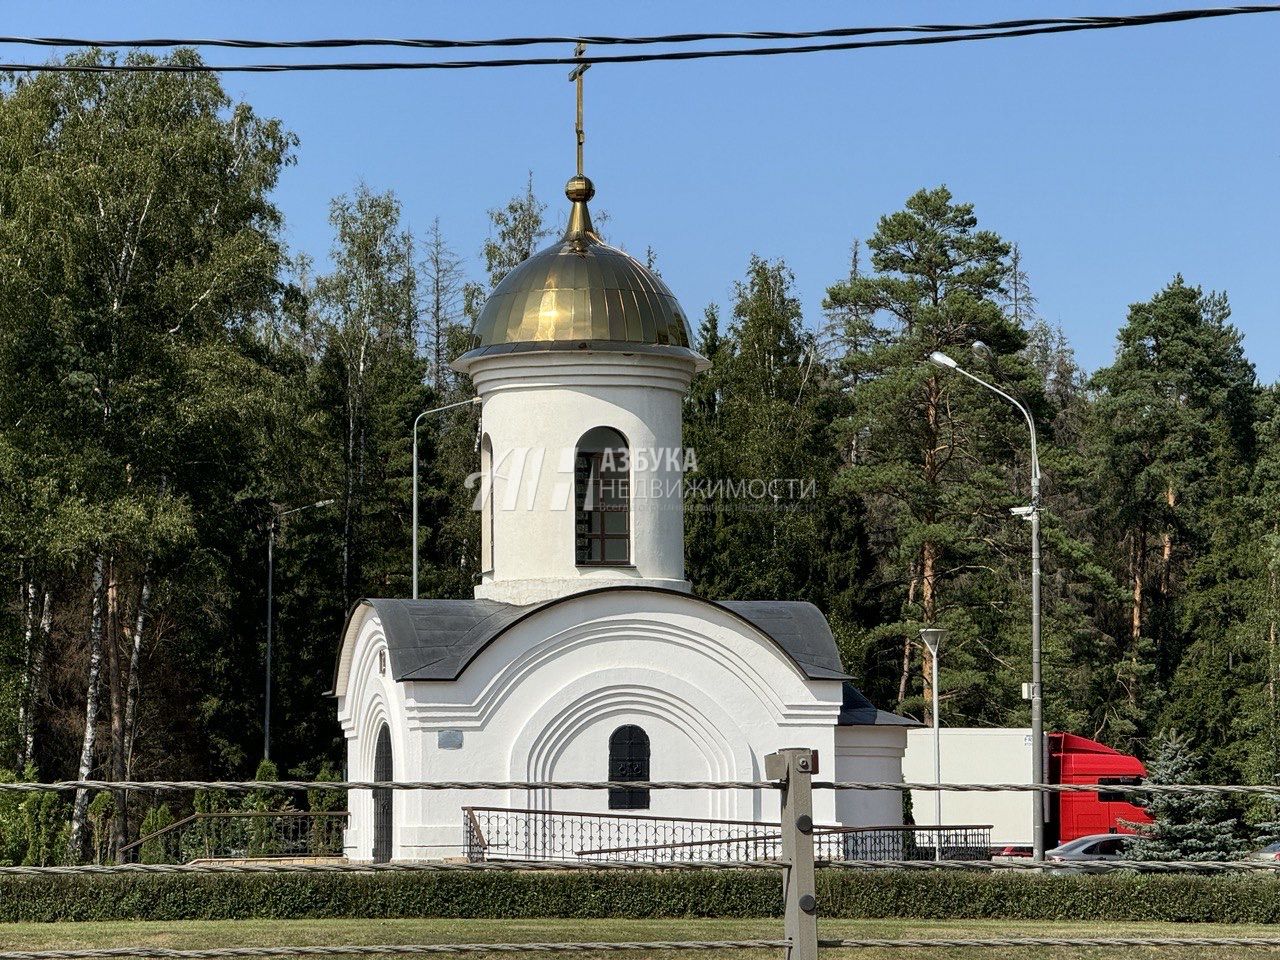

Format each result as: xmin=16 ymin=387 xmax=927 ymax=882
xmin=1 ymin=8 xmax=1275 ymax=51
xmin=0 ymin=5 xmax=1275 ymax=73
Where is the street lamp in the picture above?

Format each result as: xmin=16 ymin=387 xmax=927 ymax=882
xmin=412 ymin=397 xmax=482 ymax=599
xmin=919 ymin=627 xmax=947 ymax=860
xmin=929 ymin=346 xmax=1045 ymax=860
xmin=264 ymin=498 xmax=334 ymax=762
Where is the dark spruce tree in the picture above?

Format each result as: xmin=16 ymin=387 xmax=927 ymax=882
xmin=1129 ymin=729 xmax=1249 ymax=861
xmin=1086 ymin=278 xmax=1257 ymax=756
xmin=682 ymin=256 xmax=850 ymax=615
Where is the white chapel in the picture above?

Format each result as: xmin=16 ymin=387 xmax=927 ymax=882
xmin=331 ymin=172 xmax=917 ymax=863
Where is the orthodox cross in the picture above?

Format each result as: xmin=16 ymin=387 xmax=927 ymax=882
xmin=568 ymin=42 xmax=591 ymax=176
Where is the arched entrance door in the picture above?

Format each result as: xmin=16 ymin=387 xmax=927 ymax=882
xmin=372 ymin=724 xmax=393 ymax=863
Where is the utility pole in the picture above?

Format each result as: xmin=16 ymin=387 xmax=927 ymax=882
xmin=920 ymin=627 xmax=947 ymax=860
xmin=264 ymin=517 xmax=274 ymax=761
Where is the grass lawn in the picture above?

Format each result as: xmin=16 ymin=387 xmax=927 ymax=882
xmin=2 ymin=918 xmax=1280 ymax=959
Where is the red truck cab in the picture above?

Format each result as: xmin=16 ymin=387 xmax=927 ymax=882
xmin=1049 ymin=732 xmax=1152 ymax=844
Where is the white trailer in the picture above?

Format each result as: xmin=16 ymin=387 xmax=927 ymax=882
xmin=902 ymin=727 xmax=1046 ymax=849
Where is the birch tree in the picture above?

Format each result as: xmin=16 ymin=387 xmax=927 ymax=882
xmin=0 ymin=49 xmax=292 ymax=857
xmin=310 ymin=186 xmax=423 ymax=611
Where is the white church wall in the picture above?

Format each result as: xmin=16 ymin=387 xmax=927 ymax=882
xmin=336 ymin=613 xmax=418 ymax=862
xmin=337 ymin=592 xmax=845 ymax=860
xmin=833 ymin=726 xmax=909 ymax=828
xmin=469 ymin=352 xmax=696 ymax=605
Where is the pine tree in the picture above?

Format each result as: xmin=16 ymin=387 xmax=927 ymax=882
xmin=1087 ymin=279 xmax=1257 ymax=749
xmin=270 ymin=186 xmax=429 ymax=769
xmin=1198 ymin=385 xmax=1280 ymax=793
xmin=137 ymin=804 xmax=175 ymax=865
xmin=1129 ymin=730 xmax=1247 ymax=860
xmin=417 ymin=177 xmax=551 ymax=600
xmin=823 ymin=186 xmax=1042 ymax=723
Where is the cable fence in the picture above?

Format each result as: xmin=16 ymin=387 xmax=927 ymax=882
xmin=10 ymin=757 xmax=1280 ymax=956
xmin=6 ymin=778 xmax=1279 ymax=795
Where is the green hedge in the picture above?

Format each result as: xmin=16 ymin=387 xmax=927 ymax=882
xmin=4 ymin=870 xmax=1280 ymax=924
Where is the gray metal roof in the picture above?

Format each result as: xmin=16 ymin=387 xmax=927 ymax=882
xmin=350 ymin=586 xmax=849 ymax=684
xmin=837 ymin=683 xmax=922 ymax=727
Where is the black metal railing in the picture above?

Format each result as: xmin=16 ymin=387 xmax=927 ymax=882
xmin=814 ymin=824 xmax=993 ymax=862
xmin=461 ymin=806 xmax=990 ymax=864
xmin=463 ymin=806 xmax=779 ymax=863
xmin=120 ymin=810 xmax=348 ymax=864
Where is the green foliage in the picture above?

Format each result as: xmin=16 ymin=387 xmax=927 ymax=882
xmin=0 ymin=49 xmax=1274 ymax=815
xmin=1085 ymin=279 xmax=1258 ymax=751
xmin=2 ymin=870 xmax=1280 ymax=923
xmin=19 ymin=788 xmax=69 ymax=867
xmin=185 ymin=789 xmax=232 ymax=863
xmin=0 ymin=766 xmax=68 ymax=867
xmin=480 ymin=172 xmax=550 ymax=290
xmin=86 ymin=792 xmax=114 ymax=866
xmin=0 ymin=49 xmax=299 ymax=783
xmin=307 ymin=761 xmax=346 ymax=856
xmin=137 ymin=805 xmax=175 ymax=865
xmin=0 ymin=769 xmax=27 ymax=866
xmin=244 ymin=759 xmax=290 ymax=857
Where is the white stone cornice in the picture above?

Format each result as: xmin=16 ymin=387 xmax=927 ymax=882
xmin=467 ymin=351 xmax=697 ymax=396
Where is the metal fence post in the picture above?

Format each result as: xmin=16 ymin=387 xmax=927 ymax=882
xmin=766 ymin=748 xmax=818 ymax=960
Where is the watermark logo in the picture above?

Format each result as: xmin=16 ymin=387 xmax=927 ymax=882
xmin=465 ymin=445 xmax=817 ymax=513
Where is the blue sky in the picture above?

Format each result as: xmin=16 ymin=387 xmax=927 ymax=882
xmin=10 ymin=2 xmax=1279 ymax=377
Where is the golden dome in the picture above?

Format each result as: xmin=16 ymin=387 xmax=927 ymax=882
xmin=455 ymin=176 xmax=698 ymax=369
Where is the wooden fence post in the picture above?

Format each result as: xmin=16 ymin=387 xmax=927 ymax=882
xmin=766 ymin=748 xmax=818 ymax=960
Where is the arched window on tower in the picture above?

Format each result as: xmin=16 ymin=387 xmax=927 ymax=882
xmin=575 ymin=427 xmax=630 ymax=566
xmin=608 ymin=724 xmax=650 ymax=810
xmin=480 ymin=434 xmax=494 ymax=574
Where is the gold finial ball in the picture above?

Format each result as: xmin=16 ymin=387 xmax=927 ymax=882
xmin=565 ymin=175 xmax=595 ymax=203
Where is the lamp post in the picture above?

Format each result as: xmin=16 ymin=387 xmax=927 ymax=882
xmin=929 ymin=345 xmax=1044 ymax=860
xmin=919 ymin=627 xmax=947 ymax=861
xmin=264 ymin=498 xmax=334 ymax=762
xmin=412 ymin=397 xmax=482 ymax=600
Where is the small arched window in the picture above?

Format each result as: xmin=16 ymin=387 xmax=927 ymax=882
xmin=575 ymin=427 xmax=630 ymax=566
xmin=608 ymin=724 xmax=650 ymax=810
xmin=480 ymin=434 xmax=494 ymax=574
xmin=372 ymin=723 xmax=393 ymax=863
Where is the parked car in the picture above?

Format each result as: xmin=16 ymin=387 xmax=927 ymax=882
xmin=1249 ymin=841 xmax=1280 ymax=861
xmin=995 ymin=844 xmax=1032 ymax=858
xmin=1046 ymin=833 xmax=1135 ymax=862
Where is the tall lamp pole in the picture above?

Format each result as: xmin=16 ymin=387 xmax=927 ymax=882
xmin=919 ymin=627 xmax=947 ymax=861
xmin=264 ymin=498 xmax=334 ymax=762
xmin=929 ymin=345 xmax=1044 ymax=861
xmin=412 ymin=397 xmax=482 ymax=599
